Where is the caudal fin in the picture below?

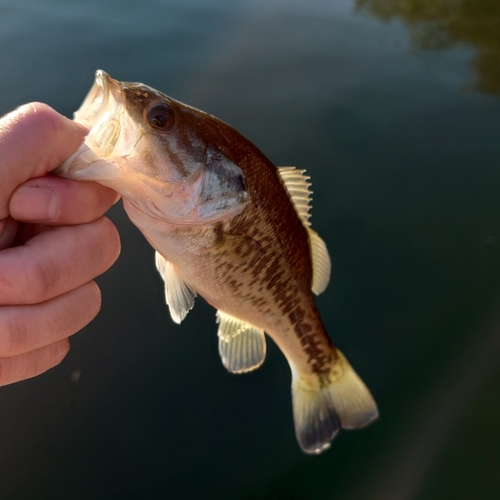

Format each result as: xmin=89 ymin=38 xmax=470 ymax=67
xmin=290 ymin=349 xmax=378 ymax=454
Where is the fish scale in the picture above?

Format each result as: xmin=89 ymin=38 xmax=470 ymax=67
xmin=56 ymin=69 xmax=378 ymax=454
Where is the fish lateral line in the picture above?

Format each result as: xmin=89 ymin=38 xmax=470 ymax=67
xmin=56 ymin=69 xmax=378 ymax=455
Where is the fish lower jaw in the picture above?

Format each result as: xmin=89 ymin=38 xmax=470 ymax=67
xmin=55 ymin=143 xmax=121 ymax=183
xmin=122 ymin=192 xmax=248 ymax=229
xmin=123 ymin=198 xmax=211 ymax=231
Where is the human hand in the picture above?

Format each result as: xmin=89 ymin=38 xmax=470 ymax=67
xmin=0 ymin=103 xmax=121 ymax=386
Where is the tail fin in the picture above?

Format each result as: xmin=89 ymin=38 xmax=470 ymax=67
xmin=290 ymin=349 xmax=378 ymax=454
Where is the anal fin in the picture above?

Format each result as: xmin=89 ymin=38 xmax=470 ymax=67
xmin=216 ymin=311 xmax=266 ymax=374
xmin=155 ymin=251 xmax=196 ymax=324
xmin=289 ymin=349 xmax=378 ymax=454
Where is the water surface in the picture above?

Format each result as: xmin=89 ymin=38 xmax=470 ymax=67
xmin=0 ymin=1 xmax=499 ymax=499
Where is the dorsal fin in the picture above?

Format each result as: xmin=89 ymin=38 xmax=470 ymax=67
xmin=309 ymin=230 xmax=331 ymax=295
xmin=155 ymin=251 xmax=197 ymax=324
xmin=278 ymin=167 xmax=312 ymax=227
xmin=278 ymin=167 xmax=331 ymax=295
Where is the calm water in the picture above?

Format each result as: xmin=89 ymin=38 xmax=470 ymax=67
xmin=1 ymin=1 xmax=499 ymax=499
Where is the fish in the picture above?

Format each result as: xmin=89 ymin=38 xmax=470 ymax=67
xmin=56 ymin=70 xmax=378 ymax=454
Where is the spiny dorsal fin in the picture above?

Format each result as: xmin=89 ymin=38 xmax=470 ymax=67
xmin=278 ymin=166 xmax=331 ymax=295
xmin=278 ymin=167 xmax=312 ymax=227
xmin=216 ymin=310 xmax=266 ymax=374
xmin=155 ymin=251 xmax=196 ymax=324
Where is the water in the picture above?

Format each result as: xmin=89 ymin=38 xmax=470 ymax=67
xmin=0 ymin=1 xmax=499 ymax=498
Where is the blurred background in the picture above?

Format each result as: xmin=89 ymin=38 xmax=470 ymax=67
xmin=0 ymin=0 xmax=499 ymax=498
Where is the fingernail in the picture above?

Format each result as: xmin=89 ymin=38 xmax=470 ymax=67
xmin=10 ymin=185 xmax=59 ymax=221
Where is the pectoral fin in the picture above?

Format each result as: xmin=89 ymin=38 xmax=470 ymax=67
xmin=216 ymin=310 xmax=266 ymax=373
xmin=155 ymin=251 xmax=196 ymax=324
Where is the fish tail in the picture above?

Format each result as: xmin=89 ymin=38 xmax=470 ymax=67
xmin=290 ymin=349 xmax=378 ymax=454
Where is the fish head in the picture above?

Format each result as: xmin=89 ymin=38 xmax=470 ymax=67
xmin=57 ymin=70 xmax=249 ymax=225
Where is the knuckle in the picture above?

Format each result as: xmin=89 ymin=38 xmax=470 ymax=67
xmin=0 ymin=267 xmax=16 ymax=295
xmin=19 ymin=102 xmax=62 ymax=133
xmin=14 ymin=357 xmax=33 ymax=383
xmin=0 ymin=358 xmax=18 ymax=387
xmin=0 ymin=312 xmax=29 ymax=356
xmin=23 ymin=257 xmax=57 ymax=303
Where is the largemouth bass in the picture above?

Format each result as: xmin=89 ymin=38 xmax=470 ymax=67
xmin=56 ymin=70 xmax=378 ymax=454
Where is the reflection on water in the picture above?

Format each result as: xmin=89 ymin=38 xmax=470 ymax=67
xmin=359 ymin=305 xmax=500 ymax=500
xmin=0 ymin=1 xmax=499 ymax=499
xmin=356 ymin=0 xmax=500 ymax=94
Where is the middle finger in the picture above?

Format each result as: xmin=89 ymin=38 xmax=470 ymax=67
xmin=0 ymin=216 xmax=120 ymax=305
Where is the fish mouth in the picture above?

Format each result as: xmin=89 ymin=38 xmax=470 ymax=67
xmin=54 ymin=70 xmax=126 ymax=182
xmin=72 ymin=69 xmax=135 ymax=161
xmin=74 ymin=70 xmax=123 ymax=128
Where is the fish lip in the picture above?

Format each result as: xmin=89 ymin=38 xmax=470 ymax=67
xmin=56 ymin=70 xmax=126 ymax=180
xmin=74 ymin=69 xmax=123 ymax=128
xmin=98 ymin=70 xmax=123 ymax=102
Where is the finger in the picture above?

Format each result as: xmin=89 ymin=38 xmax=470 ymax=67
xmin=10 ymin=222 xmax=44 ymax=247
xmin=9 ymin=176 xmax=120 ymax=225
xmin=0 ymin=216 xmax=120 ymax=305
xmin=0 ymin=102 xmax=88 ymax=220
xmin=0 ymin=339 xmax=69 ymax=387
xmin=0 ymin=217 xmax=19 ymax=250
xmin=0 ymin=281 xmax=100 ymax=357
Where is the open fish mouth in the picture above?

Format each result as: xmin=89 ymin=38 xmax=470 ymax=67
xmin=54 ymin=70 xmax=126 ymax=182
xmin=57 ymin=70 xmax=250 ymax=224
xmin=74 ymin=70 xmax=123 ymax=129
xmin=70 ymin=70 xmax=135 ymax=160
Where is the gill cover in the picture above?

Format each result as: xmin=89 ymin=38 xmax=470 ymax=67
xmin=57 ymin=70 xmax=249 ymax=224
xmin=198 ymin=144 xmax=248 ymax=221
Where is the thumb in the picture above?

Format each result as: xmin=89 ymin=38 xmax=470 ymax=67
xmin=0 ymin=102 xmax=88 ymax=221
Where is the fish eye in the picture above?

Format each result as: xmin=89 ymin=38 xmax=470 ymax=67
xmin=147 ymin=104 xmax=175 ymax=130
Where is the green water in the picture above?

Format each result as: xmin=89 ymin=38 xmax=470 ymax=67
xmin=0 ymin=0 xmax=499 ymax=498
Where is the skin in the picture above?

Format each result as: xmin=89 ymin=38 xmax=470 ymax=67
xmin=63 ymin=76 xmax=337 ymax=382
xmin=124 ymin=124 xmax=337 ymax=383
xmin=58 ymin=73 xmax=378 ymax=453
xmin=0 ymin=102 xmax=121 ymax=386
xmin=115 ymin=87 xmax=337 ymax=383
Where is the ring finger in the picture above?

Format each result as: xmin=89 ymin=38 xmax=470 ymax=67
xmin=0 ymin=339 xmax=70 ymax=387
xmin=0 ymin=280 xmax=101 ymax=358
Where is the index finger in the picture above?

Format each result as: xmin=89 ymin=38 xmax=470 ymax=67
xmin=9 ymin=176 xmax=120 ymax=225
xmin=0 ymin=102 xmax=88 ymax=220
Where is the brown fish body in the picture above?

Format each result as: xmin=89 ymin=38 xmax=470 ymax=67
xmin=124 ymin=117 xmax=333 ymax=379
xmin=57 ymin=70 xmax=378 ymax=454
